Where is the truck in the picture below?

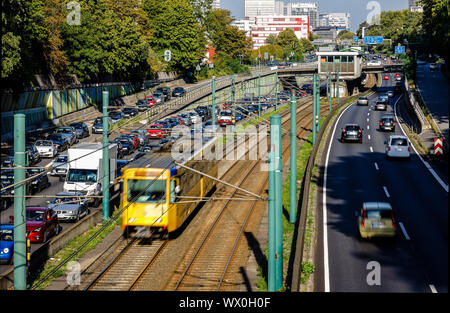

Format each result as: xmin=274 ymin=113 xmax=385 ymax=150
xmin=63 ymin=143 xmax=117 ymax=207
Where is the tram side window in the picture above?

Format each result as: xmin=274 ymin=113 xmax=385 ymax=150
xmin=127 ymin=179 xmax=166 ymax=203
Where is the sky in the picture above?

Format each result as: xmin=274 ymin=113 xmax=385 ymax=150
xmin=221 ymin=0 xmax=409 ymax=32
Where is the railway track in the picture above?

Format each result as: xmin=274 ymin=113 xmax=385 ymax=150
xmin=82 ymin=96 xmax=333 ymax=291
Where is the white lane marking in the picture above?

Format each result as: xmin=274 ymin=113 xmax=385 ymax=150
xmin=367 ymin=125 xmax=369 ymax=130
xmin=367 ymin=118 xmax=369 ymax=122
xmin=383 ymin=186 xmax=390 ymax=198
xmin=429 ymin=284 xmax=438 ymax=293
xmin=370 ymin=146 xmax=373 ymax=152
xmin=367 ymin=112 xmax=370 ymax=116
xmin=323 ymin=99 xmax=356 ymax=292
xmin=374 ymin=162 xmax=379 ymax=170
xmin=399 ymin=222 xmax=410 ymax=240
xmin=394 ymin=95 xmax=448 ymax=192
xmin=368 ymin=134 xmax=371 ymax=140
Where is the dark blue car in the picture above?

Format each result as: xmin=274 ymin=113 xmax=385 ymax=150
xmin=155 ymin=121 xmax=170 ymax=129
xmin=47 ymin=133 xmax=69 ymax=151
xmin=0 ymin=224 xmax=14 ymax=264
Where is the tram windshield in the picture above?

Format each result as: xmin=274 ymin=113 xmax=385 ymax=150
xmin=127 ymin=179 xmax=166 ymax=203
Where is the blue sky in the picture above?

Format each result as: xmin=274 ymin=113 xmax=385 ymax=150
xmin=221 ymin=0 xmax=409 ymax=32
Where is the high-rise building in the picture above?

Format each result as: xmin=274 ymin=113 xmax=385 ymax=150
xmin=319 ymin=13 xmax=350 ymax=29
xmin=212 ymin=0 xmax=220 ymax=9
xmin=285 ymin=2 xmax=319 ymax=29
xmin=249 ymin=15 xmax=309 ymax=49
xmin=408 ymin=0 xmax=423 ymax=12
xmin=245 ymin=0 xmax=276 ymax=18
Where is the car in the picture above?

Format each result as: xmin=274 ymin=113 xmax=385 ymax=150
xmin=172 ymin=87 xmax=186 ymax=97
xmin=26 ymin=144 xmax=41 ymax=165
xmin=383 ymin=74 xmax=389 ymax=80
xmin=187 ymin=111 xmax=201 ymax=124
xmin=122 ymin=107 xmax=138 ymax=118
xmin=394 ymin=73 xmax=401 ymax=78
xmin=109 ymin=111 xmax=125 ymax=123
xmin=55 ymin=126 xmax=78 ymax=146
xmin=121 ymin=133 xmax=140 ymax=149
xmin=341 ymin=124 xmax=363 ymax=143
xmin=395 ymin=76 xmax=402 ymax=81
xmin=177 ymin=114 xmax=193 ymax=126
xmin=385 ymin=135 xmax=411 ymax=159
xmin=357 ymin=96 xmax=369 ymax=106
xmin=367 ymin=60 xmax=381 ymax=66
xmin=387 ymin=90 xmax=394 ymax=98
xmin=115 ymin=137 xmax=134 ymax=154
xmin=374 ymin=101 xmax=387 ymax=111
xmin=21 ymin=207 xmax=61 ymax=243
xmin=70 ymin=122 xmax=90 ymax=138
xmin=47 ymin=133 xmax=69 ymax=152
xmin=27 ymin=168 xmax=50 ymax=193
xmin=166 ymin=117 xmax=183 ymax=127
xmin=0 ymin=186 xmax=13 ymax=211
xmin=0 ymin=224 xmax=14 ymax=264
xmin=379 ymin=115 xmax=396 ymax=132
xmin=156 ymin=87 xmax=171 ymax=101
xmin=218 ymin=110 xmax=233 ymax=126
xmin=92 ymin=117 xmax=112 ymax=134
xmin=147 ymin=124 xmax=165 ymax=139
xmin=47 ymin=192 xmax=90 ymax=222
xmin=152 ymin=92 xmax=164 ymax=104
xmin=378 ymin=94 xmax=389 ymax=103
xmin=109 ymin=140 xmax=125 ymax=159
xmin=145 ymin=96 xmax=157 ymax=107
xmin=50 ymin=154 xmax=69 ymax=180
xmin=136 ymin=100 xmax=149 ymax=112
xmin=429 ymin=63 xmax=438 ymax=70
xmin=164 ymin=117 xmax=178 ymax=128
xmin=356 ymin=202 xmax=396 ymax=239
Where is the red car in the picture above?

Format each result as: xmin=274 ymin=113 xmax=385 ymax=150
xmin=394 ymin=73 xmax=401 ymax=78
xmin=223 ymin=101 xmax=232 ymax=110
xmin=122 ymin=133 xmax=140 ymax=149
xmin=147 ymin=124 xmax=165 ymax=139
xmin=10 ymin=207 xmax=61 ymax=243
xmin=383 ymin=75 xmax=389 ymax=80
xmin=146 ymin=96 xmax=156 ymax=107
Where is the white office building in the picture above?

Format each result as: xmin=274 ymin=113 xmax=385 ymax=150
xmin=408 ymin=0 xmax=423 ymax=12
xmin=245 ymin=0 xmax=276 ymax=18
xmin=285 ymin=2 xmax=319 ymax=29
xmin=319 ymin=13 xmax=350 ymax=29
xmin=212 ymin=0 xmax=220 ymax=9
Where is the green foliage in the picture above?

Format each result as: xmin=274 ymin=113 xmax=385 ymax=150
xmin=1 ymin=32 xmax=21 ymax=78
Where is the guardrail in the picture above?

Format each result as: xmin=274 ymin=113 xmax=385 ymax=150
xmin=403 ymin=74 xmax=431 ymax=131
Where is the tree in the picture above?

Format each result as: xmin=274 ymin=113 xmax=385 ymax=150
xmin=150 ymin=0 xmax=206 ymax=74
xmin=420 ymin=0 xmax=449 ymax=61
xmin=275 ymin=28 xmax=299 ymax=49
xmin=265 ymin=34 xmax=277 ymax=45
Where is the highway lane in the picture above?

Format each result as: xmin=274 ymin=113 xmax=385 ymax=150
xmin=322 ymin=73 xmax=448 ymax=292
xmin=415 ymin=62 xmax=449 ymax=143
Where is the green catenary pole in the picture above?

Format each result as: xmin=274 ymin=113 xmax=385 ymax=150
xmin=271 ymin=114 xmax=283 ymax=291
xmin=13 ymin=114 xmax=27 ymax=290
xmin=289 ymin=91 xmax=297 ymax=223
xmin=212 ymin=76 xmax=216 ymax=133
xmin=258 ymin=74 xmax=261 ymax=116
xmin=312 ymin=75 xmax=317 ymax=145
xmin=328 ymin=72 xmax=332 ymax=112
xmin=268 ymin=150 xmax=276 ymax=292
xmin=337 ymin=70 xmax=340 ymax=106
xmin=275 ymin=72 xmax=278 ymax=110
xmin=231 ymin=75 xmax=236 ymax=133
xmin=317 ymin=76 xmax=321 ymax=132
xmin=102 ymin=91 xmax=110 ymax=221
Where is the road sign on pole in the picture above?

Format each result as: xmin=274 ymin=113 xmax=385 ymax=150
xmin=395 ymin=46 xmax=405 ymax=54
xmin=164 ymin=50 xmax=171 ymax=62
xmin=434 ymin=138 xmax=443 ymax=155
xmin=363 ymin=36 xmax=383 ymax=44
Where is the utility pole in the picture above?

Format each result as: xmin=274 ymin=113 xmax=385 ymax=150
xmin=269 ymin=114 xmax=283 ymax=291
xmin=258 ymin=74 xmax=261 ymax=116
xmin=275 ymin=72 xmax=278 ymax=111
xmin=316 ymin=75 xmax=321 ymax=132
xmin=212 ymin=76 xmax=216 ymax=133
xmin=337 ymin=70 xmax=340 ymax=106
xmin=312 ymin=75 xmax=317 ymax=145
xmin=231 ymin=75 xmax=236 ymax=133
xmin=13 ymin=113 xmax=26 ymax=290
xmin=328 ymin=72 xmax=332 ymax=112
xmin=289 ymin=91 xmax=297 ymax=223
xmin=102 ymin=91 xmax=110 ymax=221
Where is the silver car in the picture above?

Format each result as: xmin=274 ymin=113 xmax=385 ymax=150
xmin=51 ymin=154 xmax=69 ymax=180
xmin=357 ymin=96 xmax=369 ymax=106
xmin=385 ymin=135 xmax=411 ymax=159
xmin=35 ymin=140 xmax=58 ymax=158
xmin=48 ymin=192 xmax=90 ymax=222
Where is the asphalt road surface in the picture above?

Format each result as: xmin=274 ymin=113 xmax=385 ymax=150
xmin=320 ymin=73 xmax=448 ymax=293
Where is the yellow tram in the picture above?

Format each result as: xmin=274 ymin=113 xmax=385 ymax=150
xmin=120 ymin=138 xmax=218 ymax=238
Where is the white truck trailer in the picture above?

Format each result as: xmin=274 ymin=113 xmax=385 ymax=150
xmin=63 ymin=143 xmax=117 ymax=207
